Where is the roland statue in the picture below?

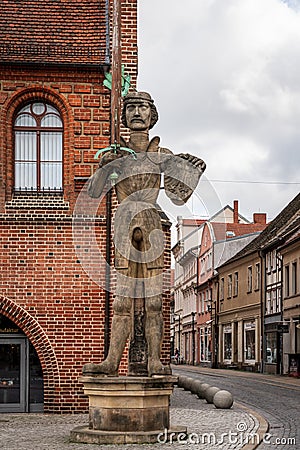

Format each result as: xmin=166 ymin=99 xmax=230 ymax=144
xmin=83 ymin=92 xmax=206 ymax=377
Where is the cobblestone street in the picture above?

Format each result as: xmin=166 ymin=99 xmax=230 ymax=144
xmin=0 ymin=384 xmax=260 ymax=450
xmin=173 ymin=366 xmax=299 ymax=449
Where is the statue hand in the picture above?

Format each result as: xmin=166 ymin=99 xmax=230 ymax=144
xmin=99 ymin=151 xmax=123 ymax=168
xmin=147 ymin=136 xmax=160 ymax=153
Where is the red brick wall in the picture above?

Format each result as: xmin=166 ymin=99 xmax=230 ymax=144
xmin=0 ymin=207 xmax=171 ymax=412
xmin=0 ymin=214 xmax=108 ymax=412
xmin=0 ymin=0 xmax=172 ymax=413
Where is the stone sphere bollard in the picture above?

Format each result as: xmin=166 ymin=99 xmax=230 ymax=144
xmin=177 ymin=376 xmax=185 ymax=388
xmin=184 ymin=377 xmax=195 ymax=391
xmin=190 ymin=379 xmax=203 ymax=395
xmin=196 ymin=382 xmax=210 ymax=399
xmin=205 ymin=386 xmax=220 ymax=404
xmin=213 ymin=390 xmax=234 ymax=409
xmin=181 ymin=376 xmax=193 ymax=391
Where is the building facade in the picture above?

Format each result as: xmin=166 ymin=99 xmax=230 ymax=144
xmin=215 ymin=251 xmax=262 ymax=371
xmin=0 ymin=0 xmax=172 ymax=413
xmin=197 ymin=208 xmax=267 ymax=369
xmin=214 ymin=193 xmax=300 ymax=375
xmin=281 ymin=232 xmax=300 ymax=377
xmin=173 ymin=201 xmax=267 ymax=366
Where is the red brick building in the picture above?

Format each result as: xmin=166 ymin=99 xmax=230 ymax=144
xmin=0 ymin=1 xmax=171 ymax=413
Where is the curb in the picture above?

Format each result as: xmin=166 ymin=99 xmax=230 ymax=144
xmin=236 ymin=402 xmax=269 ymax=450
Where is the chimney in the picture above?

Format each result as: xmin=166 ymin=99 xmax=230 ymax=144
xmin=233 ymin=200 xmax=239 ymax=224
xmin=253 ymin=213 xmax=267 ymax=225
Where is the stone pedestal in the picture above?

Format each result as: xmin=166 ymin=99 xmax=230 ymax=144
xmin=70 ymin=375 xmax=186 ymax=445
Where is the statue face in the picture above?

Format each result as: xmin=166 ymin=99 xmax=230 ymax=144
xmin=125 ymin=101 xmax=152 ymax=131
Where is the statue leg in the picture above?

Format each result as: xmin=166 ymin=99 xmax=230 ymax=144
xmin=82 ymin=296 xmax=131 ymax=376
xmin=145 ymin=294 xmax=171 ymax=376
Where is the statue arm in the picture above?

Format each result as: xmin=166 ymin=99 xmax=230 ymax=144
xmin=88 ymin=141 xmax=126 ymax=198
xmin=87 ymin=165 xmax=110 ymax=198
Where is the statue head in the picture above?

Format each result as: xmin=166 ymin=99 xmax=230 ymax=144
xmin=122 ymin=91 xmax=159 ymax=131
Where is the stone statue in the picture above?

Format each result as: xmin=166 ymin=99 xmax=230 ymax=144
xmin=82 ymin=92 xmax=206 ymax=377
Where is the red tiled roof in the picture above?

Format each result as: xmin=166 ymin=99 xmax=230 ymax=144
xmin=0 ymin=0 xmax=108 ymax=65
xmin=211 ymin=222 xmax=268 ymax=242
xmin=181 ymin=219 xmax=206 ymax=226
xmin=226 ymin=193 xmax=300 ymax=264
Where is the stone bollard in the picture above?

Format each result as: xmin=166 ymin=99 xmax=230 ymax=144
xmin=183 ymin=377 xmax=195 ymax=392
xmin=205 ymin=386 xmax=220 ymax=404
xmin=177 ymin=376 xmax=185 ymax=388
xmin=180 ymin=376 xmax=190 ymax=390
xmin=196 ymin=382 xmax=210 ymax=399
xmin=213 ymin=390 xmax=234 ymax=409
xmin=190 ymin=379 xmax=203 ymax=395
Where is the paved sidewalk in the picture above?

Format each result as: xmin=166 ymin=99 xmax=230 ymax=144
xmin=177 ymin=364 xmax=300 ymax=388
xmin=0 ymin=385 xmax=266 ymax=450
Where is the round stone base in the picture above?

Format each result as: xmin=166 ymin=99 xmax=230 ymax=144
xmin=70 ymin=425 xmax=187 ymax=445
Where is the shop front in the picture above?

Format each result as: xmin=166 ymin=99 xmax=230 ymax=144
xmin=0 ymin=315 xmax=43 ymax=412
xmin=244 ymin=321 xmax=256 ymax=363
xmin=199 ymin=326 xmax=211 ymax=365
xmin=264 ymin=322 xmax=281 ymax=375
xmin=223 ymin=324 xmax=232 ymax=364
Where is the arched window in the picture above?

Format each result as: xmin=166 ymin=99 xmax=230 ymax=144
xmin=14 ymin=102 xmax=63 ymax=192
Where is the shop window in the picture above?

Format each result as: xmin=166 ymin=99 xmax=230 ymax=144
xmin=244 ymin=321 xmax=255 ymax=361
xmin=200 ymin=327 xmax=211 ymax=361
xmin=14 ymin=102 xmax=63 ymax=192
xmin=265 ymin=332 xmax=277 ymax=364
xmin=223 ymin=326 xmax=232 ymax=360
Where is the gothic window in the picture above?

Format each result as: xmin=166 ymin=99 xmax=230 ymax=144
xmin=14 ymin=102 xmax=63 ymax=192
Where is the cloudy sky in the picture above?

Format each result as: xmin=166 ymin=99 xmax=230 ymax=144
xmin=137 ymin=0 xmax=300 ymax=224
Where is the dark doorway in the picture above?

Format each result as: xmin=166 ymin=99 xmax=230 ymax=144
xmin=0 ymin=315 xmax=44 ymax=412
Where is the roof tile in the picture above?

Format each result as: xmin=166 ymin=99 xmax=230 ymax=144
xmin=0 ymin=0 xmax=108 ymax=65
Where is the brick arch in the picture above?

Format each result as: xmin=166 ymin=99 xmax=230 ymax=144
xmin=0 ymin=85 xmax=75 ymax=204
xmin=0 ymin=295 xmax=60 ymax=411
